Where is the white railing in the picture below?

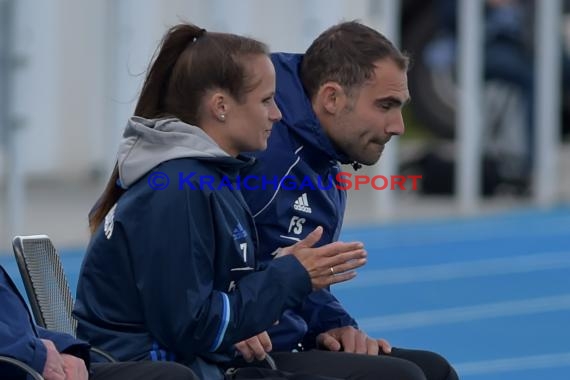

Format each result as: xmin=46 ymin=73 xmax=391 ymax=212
xmin=456 ymin=0 xmax=485 ymax=213
xmin=1 ymin=0 xmax=24 ymax=243
xmin=534 ymin=0 xmax=563 ymax=206
xmin=370 ymin=0 xmax=401 ymax=220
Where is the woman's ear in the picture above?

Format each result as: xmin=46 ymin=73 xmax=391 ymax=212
xmin=207 ymin=92 xmax=229 ymax=122
xmin=316 ymin=82 xmax=347 ymax=115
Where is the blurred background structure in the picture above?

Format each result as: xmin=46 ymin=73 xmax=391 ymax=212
xmin=0 ymin=0 xmax=569 ymax=378
xmin=0 ymin=0 xmax=569 ymax=247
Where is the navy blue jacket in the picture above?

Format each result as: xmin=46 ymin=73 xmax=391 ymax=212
xmin=0 ymin=266 xmax=90 ymax=379
xmin=74 ymin=155 xmax=312 ymax=378
xmin=241 ymin=53 xmax=358 ymax=352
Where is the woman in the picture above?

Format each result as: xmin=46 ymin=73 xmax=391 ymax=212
xmin=74 ymin=23 xmax=366 ymax=379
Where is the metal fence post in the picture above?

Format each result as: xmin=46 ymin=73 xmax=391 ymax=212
xmin=456 ymin=0 xmax=484 ymax=214
xmin=533 ymin=0 xmax=562 ymax=206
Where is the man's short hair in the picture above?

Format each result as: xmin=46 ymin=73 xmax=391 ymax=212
xmin=300 ymin=21 xmax=409 ymax=100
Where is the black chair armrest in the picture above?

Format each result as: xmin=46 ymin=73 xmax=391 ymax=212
xmin=0 ymin=355 xmax=45 ymax=380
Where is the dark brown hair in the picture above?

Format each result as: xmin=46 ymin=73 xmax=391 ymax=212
xmin=300 ymin=21 xmax=409 ymax=100
xmin=89 ymin=23 xmax=268 ymax=234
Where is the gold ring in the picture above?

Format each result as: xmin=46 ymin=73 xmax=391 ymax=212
xmin=330 ymin=266 xmax=335 ymax=275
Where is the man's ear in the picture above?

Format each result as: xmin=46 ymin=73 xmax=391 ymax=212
xmin=207 ymin=91 xmax=229 ymax=122
xmin=316 ymin=82 xmax=347 ymax=115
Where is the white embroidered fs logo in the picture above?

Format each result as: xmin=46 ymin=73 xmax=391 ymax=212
xmin=293 ymin=193 xmax=312 ymax=214
xmin=104 ymin=203 xmax=117 ymax=239
xmin=288 ymin=216 xmax=306 ymax=235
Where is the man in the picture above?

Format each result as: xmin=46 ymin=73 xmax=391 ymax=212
xmin=239 ymin=21 xmax=459 ymax=380
xmin=0 ymin=265 xmax=198 ymax=380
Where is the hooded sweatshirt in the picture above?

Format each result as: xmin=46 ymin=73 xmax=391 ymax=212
xmin=74 ymin=117 xmax=312 ymax=379
xmin=241 ymin=53 xmax=358 ymax=352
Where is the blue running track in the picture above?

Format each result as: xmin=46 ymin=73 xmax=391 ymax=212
xmin=2 ymin=204 xmax=569 ymax=379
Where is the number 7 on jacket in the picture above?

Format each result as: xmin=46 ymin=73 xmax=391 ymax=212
xmin=239 ymin=243 xmax=247 ymax=262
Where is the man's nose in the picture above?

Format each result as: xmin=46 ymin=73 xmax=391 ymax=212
xmin=387 ymin=111 xmax=405 ymax=136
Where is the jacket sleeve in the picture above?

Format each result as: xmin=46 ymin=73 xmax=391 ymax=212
xmin=0 ymin=268 xmax=48 ymax=375
xmin=37 ymin=327 xmax=91 ymax=366
xmin=127 ymin=186 xmax=312 ymax=362
xmin=299 ymin=289 xmax=358 ymax=349
xmin=0 ymin=268 xmax=91 ymax=376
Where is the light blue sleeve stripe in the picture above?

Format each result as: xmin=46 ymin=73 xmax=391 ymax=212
xmin=150 ymin=342 xmax=159 ymax=361
xmin=210 ymin=292 xmax=230 ymax=351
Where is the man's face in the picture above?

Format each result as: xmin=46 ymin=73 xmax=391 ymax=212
xmin=325 ymin=59 xmax=410 ymax=165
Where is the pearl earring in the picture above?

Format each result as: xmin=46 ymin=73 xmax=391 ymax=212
xmin=219 ymin=114 xmax=226 ymax=121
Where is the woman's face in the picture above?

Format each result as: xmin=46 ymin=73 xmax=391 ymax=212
xmin=221 ymin=55 xmax=282 ymax=156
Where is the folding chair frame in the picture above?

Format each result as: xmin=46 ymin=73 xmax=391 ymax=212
xmin=12 ymin=235 xmax=116 ymax=363
xmin=0 ymin=355 xmax=44 ymax=380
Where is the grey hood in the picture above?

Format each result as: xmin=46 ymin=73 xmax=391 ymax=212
xmin=117 ymin=117 xmax=231 ymax=188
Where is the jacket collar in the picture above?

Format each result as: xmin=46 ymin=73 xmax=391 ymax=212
xmin=271 ymin=53 xmax=352 ymax=165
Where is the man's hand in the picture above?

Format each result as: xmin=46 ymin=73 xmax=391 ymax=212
xmin=62 ymin=353 xmax=89 ymax=380
xmin=280 ymin=227 xmax=367 ymax=289
xmin=235 ymin=331 xmax=272 ymax=362
xmin=316 ymin=326 xmax=392 ymax=355
xmin=41 ymin=339 xmax=66 ymax=380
